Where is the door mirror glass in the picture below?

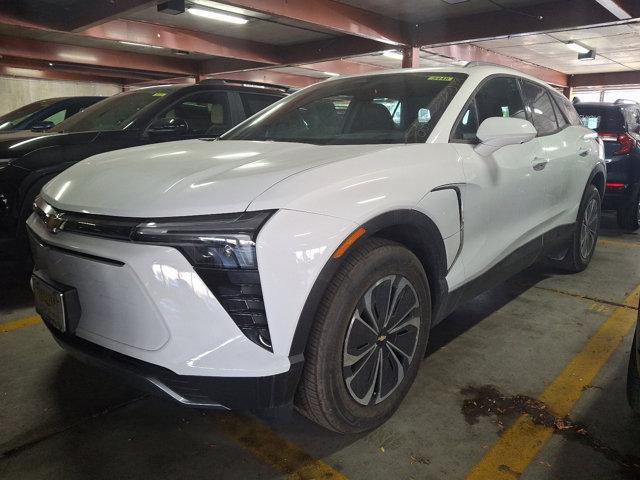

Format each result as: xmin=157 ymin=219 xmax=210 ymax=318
xmin=30 ymin=121 xmax=55 ymax=132
xmin=475 ymin=117 xmax=537 ymax=156
xmin=147 ymin=118 xmax=189 ymax=136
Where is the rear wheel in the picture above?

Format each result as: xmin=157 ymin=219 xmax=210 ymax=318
xmin=550 ymin=185 xmax=601 ymax=273
xmin=617 ymin=187 xmax=640 ymax=231
xmin=295 ymin=238 xmax=431 ymax=433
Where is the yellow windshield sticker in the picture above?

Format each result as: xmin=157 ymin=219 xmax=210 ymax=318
xmin=427 ymin=75 xmax=454 ymax=81
xmin=153 ymin=92 xmax=167 ymax=97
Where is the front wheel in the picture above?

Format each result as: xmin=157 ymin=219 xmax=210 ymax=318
xmin=295 ymin=238 xmax=431 ymax=433
xmin=551 ymin=185 xmax=601 ymax=273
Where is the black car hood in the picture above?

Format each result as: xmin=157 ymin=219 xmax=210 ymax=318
xmin=0 ymin=130 xmax=99 ymax=168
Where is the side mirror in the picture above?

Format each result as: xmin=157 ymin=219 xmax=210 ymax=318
xmin=474 ymin=117 xmax=537 ymax=156
xmin=147 ymin=118 xmax=189 ymax=136
xmin=31 ymin=121 xmax=55 ymax=132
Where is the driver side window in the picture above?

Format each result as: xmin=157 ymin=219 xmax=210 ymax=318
xmin=452 ymin=77 xmax=526 ymax=141
xmin=157 ymin=91 xmax=229 ymax=136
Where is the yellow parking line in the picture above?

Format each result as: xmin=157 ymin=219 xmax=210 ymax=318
xmin=212 ymin=412 xmax=348 ymax=480
xmin=0 ymin=315 xmax=41 ymax=333
xmin=598 ymin=238 xmax=640 ymax=249
xmin=465 ymin=284 xmax=640 ymax=480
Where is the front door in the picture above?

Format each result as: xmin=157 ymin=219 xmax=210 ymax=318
xmin=450 ymin=76 xmax=543 ymax=284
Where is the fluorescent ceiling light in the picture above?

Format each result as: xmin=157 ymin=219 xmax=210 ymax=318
xmin=566 ymin=41 xmax=590 ymax=54
xmin=119 ymin=41 xmax=164 ymax=49
xmin=595 ymin=0 xmax=632 ymax=19
xmin=382 ymin=50 xmax=403 ymax=60
xmin=323 ymin=71 xmax=339 ymax=77
xmin=187 ymin=7 xmax=248 ymax=24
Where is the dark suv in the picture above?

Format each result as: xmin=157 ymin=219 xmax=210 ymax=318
xmin=574 ymin=100 xmax=640 ymax=230
xmin=0 ymin=96 xmax=105 ymax=133
xmin=0 ymin=80 xmax=287 ymax=269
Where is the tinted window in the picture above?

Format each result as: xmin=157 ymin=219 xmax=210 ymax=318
xmin=452 ymin=76 xmax=525 ymax=141
xmin=623 ymin=107 xmax=640 ymax=135
xmin=241 ymin=93 xmax=282 ymax=117
xmin=574 ymin=105 xmax=625 ymax=133
xmin=54 ymin=87 xmax=181 ymax=133
xmin=552 ymin=92 xmax=582 ymax=126
xmin=157 ymin=91 xmax=229 ymax=136
xmin=42 ymin=108 xmax=67 ymax=126
xmin=549 ymin=95 xmax=568 ymax=129
xmin=223 ymin=72 xmax=467 ymax=145
xmin=521 ymin=81 xmax=559 ymax=135
xmin=0 ymin=99 xmax=57 ymax=131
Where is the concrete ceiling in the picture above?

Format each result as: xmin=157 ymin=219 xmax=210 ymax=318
xmin=337 ymin=0 xmax=554 ymax=23
xmin=470 ymin=22 xmax=640 ymax=74
xmin=126 ymin=1 xmax=338 ymax=46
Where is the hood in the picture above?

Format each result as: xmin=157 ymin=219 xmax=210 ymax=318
xmin=0 ymin=130 xmax=97 ymax=162
xmin=43 ymin=139 xmax=393 ymax=217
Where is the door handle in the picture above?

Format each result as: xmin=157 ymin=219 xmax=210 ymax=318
xmin=532 ymin=157 xmax=549 ymax=171
xmin=578 ymin=149 xmax=589 ymax=157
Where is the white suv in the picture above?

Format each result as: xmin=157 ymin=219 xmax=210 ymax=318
xmin=28 ymin=65 xmax=605 ymax=433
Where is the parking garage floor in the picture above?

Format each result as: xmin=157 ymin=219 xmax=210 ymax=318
xmin=1 ymin=213 xmax=639 ymax=480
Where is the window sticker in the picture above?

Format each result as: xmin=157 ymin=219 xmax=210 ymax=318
xmin=427 ymin=75 xmax=454 ymax=81
xmin=153 ymin=92 xmax=167 ymax=97
xmin=501 ymin=106 xmax=510 ymax=117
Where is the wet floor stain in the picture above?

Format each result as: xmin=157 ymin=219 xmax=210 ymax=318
xmin=461 ymin=385 xmax=640 ymax=479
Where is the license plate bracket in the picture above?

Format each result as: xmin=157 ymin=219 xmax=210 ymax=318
xmin=32 ymin=274 xmax=81 ymax=334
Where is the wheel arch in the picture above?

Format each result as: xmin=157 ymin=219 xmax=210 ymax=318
xmin=583 ymin=163 xmax=607 ymax=200
xmin=288 ymin=209 xmax=449 ymax=360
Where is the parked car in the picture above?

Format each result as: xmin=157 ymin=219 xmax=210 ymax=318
xmin=574 ymin=100 xmax=640 ymax=230
xmin=627 ymin=297 xmax=640 ymax=415
xmin=0 ymin=80 xmax=287 ymax=269
xmin=28 ymin=65 xmax=604 ymax=433
xmin=0 ymin=96 xmax=105 ymax=133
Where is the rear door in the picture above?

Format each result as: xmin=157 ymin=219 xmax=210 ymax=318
xmin=520 ymin=81 xmax=577 ymax=225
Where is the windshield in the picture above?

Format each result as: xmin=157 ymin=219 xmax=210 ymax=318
xmin=53 ymin=87 xmax=181 ymax=133
xmin=0 ymin=99 xmax=57 ymax=131
xmin=222 ymin=72 xmax=467 ymax=145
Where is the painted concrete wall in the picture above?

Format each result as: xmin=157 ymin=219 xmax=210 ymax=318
xmin=0 ymin=76 xmax=121 ymax=115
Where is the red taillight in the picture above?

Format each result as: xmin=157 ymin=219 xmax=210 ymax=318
xmin=606 ymin=182 xmax=626 ymax=190
xmin=598 ymin=132 xmax=636 ymax=155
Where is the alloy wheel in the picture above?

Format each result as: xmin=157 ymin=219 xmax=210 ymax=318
xmin=342 ymin=275 xmax=421 ymax=406
xmin=580 ymin=197 xmax=599 ymax=260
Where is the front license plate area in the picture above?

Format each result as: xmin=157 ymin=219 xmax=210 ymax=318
xmin=32 ymin=275 xmax=81 ymax=333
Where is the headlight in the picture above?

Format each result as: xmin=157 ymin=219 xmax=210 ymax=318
xmin=132 ymin=210 xmax=276 ymax=351
xmin=131 ymin=210 xmax=273 ymax=269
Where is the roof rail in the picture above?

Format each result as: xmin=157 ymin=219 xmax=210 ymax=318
xmin=197 ymin=78 xmax=294 ymax=93
xmin=614 ymin=98 xmax=638 ymax=105
xmin=464 ymin=61 xmax=508 ymax=69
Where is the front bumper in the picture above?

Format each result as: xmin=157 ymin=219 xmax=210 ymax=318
xmin=47 ymin=323 xmax=303 ymax=410
xmin=26 ymin=207 xmax=357 ymax=409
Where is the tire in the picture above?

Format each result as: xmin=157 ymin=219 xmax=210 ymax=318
xmin=295 ymin=238 xmax=431 ymax=433
xmin=627 ymin=332 xmax=640 ymax=415
xmin=617 ymin=186 xmax=640 ymax=231
xmin=551 ymin=185 xmax=601 ymax=273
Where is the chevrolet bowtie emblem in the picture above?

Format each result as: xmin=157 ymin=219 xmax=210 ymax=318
xmin=44 ymin=212 xmax=65 ymax=234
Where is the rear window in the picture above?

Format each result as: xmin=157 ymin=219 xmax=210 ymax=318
xmin=574 ymin=105 xmax=625 ymax=133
